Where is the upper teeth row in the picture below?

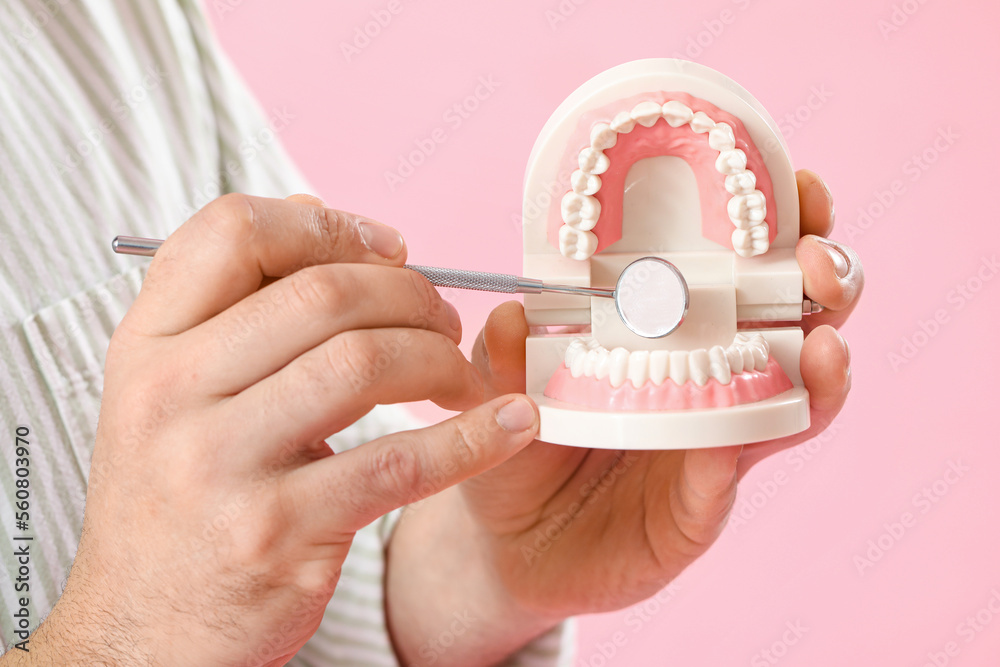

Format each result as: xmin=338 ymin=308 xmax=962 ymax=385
xmin=558 ymin=100 xmax=770 ymax=261
xmin=563 ymin=332 xmax=770 ymax=389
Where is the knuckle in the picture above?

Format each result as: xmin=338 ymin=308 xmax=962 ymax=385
xmin=314 ymin=207 xmax=359 ymax=260
xmin=200 ymin=192 xmax=257 ymax=244
xmin=366 ymin=445 xmax=423 ymax=506
xmin=405 ymin=270 xmax=444 ymax=328
xmin=285 ymin=266 xmax=352 ymax=319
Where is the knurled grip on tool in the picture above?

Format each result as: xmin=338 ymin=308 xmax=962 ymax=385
xmin=405 ymin=265 xmax=521 ymax=294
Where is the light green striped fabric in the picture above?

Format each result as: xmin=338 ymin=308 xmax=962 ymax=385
xmin=0 ymin=1 xmax=571 ymax=664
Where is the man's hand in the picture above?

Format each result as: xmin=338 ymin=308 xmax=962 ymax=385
xmin=3 ymin=194 xmax=539 ymax=666
xmin=386 ymin=170 xmax=863 ymax=666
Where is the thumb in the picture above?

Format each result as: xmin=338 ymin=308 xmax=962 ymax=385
xmin=289 ymin=395 xmax=539 ymax=534
xmin=472 ymin=301 xmax=529 ymax=399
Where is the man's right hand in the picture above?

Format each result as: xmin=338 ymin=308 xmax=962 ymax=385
xmin=2 ymin=194 xmax=539 ymax=666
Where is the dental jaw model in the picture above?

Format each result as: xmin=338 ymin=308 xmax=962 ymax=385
xmin=523 ymin=59 xmax=810 ymax=450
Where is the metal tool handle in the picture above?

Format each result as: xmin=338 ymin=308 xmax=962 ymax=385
xmin=404 ymin=265 xmax=521 ymax=294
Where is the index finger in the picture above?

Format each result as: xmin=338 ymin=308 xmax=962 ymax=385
xmin=126 ymin=193 xmax=407 ymax=336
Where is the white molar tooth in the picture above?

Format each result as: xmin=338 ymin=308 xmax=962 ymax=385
xmin=750 ymin=222 xmax=769 ymax=239
xmin=725 ymin=170 xmax=757 ymax=195
xmin=734 ymin=332 xmax=751 ymax=343
xmin=586 ymin=337 xmax=602 ymax=349
xmin=732 ymin=228 xmax=751 ymax=249
xmin=608 ymin=347 xmax=630 ymax=388
xmin=559 ymin=226 xmax=598 ymax=260
xmin=669 ymin=350 xmax=689 ymax=385
xmin=749 ymin=340 xmax=768 ymax=371
xmin=689 ymin=111 xmax=715 ymax=133
xmin=571 ymin=169 xmax=601 ymax=195
xmin=725 ymin=344 xmax=745 ymax=375
xmin=561 ymin=192 xmax=600 ymax=231
xmin=740 ymin=343 xmax=756 ymax=372
xmin=578 ymin=147 xmax=610 ymax=175
xmin=747 ymin=190 xmax=767 ymax=222
xmin=610 ymin=110 xmax=636 ymax=134
xmin=709 ymin=345 xmax=732 ymax=385
xmin=631 ymin=101 xmax=663 ymax=128
xmin=627 ymin=350 xmax=650 ymax=388
xmin=727 ymin=195 xmax=756 ymax=231
xmin=649 ymin=350 xmax=670 ymax=385
xmin=661 ymin=100 xmax=693 ymax=127
xmin=570 ymin=347 xmax=587 ymax=378
xmin=689 ymin=349 xmax=710 ymax=387
xmin=716 ymin=149 xmax=748 ymax=175
xmin=590 ymin=122 xmax=618 ymax=151
xmin=708 ymin=123 xmax=736 ymax=151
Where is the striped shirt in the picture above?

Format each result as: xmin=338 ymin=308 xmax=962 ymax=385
xmin=0 ymin=1 xmax=571 ymax=663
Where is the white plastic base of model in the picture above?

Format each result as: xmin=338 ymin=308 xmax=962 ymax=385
xmin=532 ymin=387 xmax=809 ymax=450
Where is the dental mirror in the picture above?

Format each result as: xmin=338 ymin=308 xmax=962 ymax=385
xmin=112 ymin=236 xmax=691 ymax=338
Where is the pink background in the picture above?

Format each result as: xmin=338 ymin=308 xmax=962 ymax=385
xmin=208 ymin=1 xmax=999 ymax=664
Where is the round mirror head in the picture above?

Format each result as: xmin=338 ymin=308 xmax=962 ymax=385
xmin=614 ymin=257 xmax=689 ymax=339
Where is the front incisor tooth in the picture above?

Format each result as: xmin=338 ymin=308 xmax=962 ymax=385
xmin=669 ymin=350 xmax=689 ymax=385
xmin=631 ymin=101 xmax=662 ymax=128
xmin=608 ymin=347 xmax=630 ymax=388
xmin=725 ymin=344 xmax=745 ymax=374
xmin=594 ymin=347 xmax=612 ymax=380
xmin=565 ymin=339 xmax=586 ymax=367
xmin=649 ymin=350 xmax=670 ymax=385
xmin=688 ymin=349 xmax=710 ymax=386
xmin=662 ymin=100 xmax=693 ymax=127
xmin=709 ymin=345 xmax=732 ymax=384
xmin=627 ymin=350 xmax=650 ymax=388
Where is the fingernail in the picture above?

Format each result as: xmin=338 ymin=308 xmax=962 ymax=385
xmin=358 ymin=220 xmax=404 ymax=259
xmin=445 ymin=300 xmax=461 ymax=332
xmin=496 ymin=397 xmax=536 ymax=432
xmin=817 ymin=237 xmax=850 ymax=279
